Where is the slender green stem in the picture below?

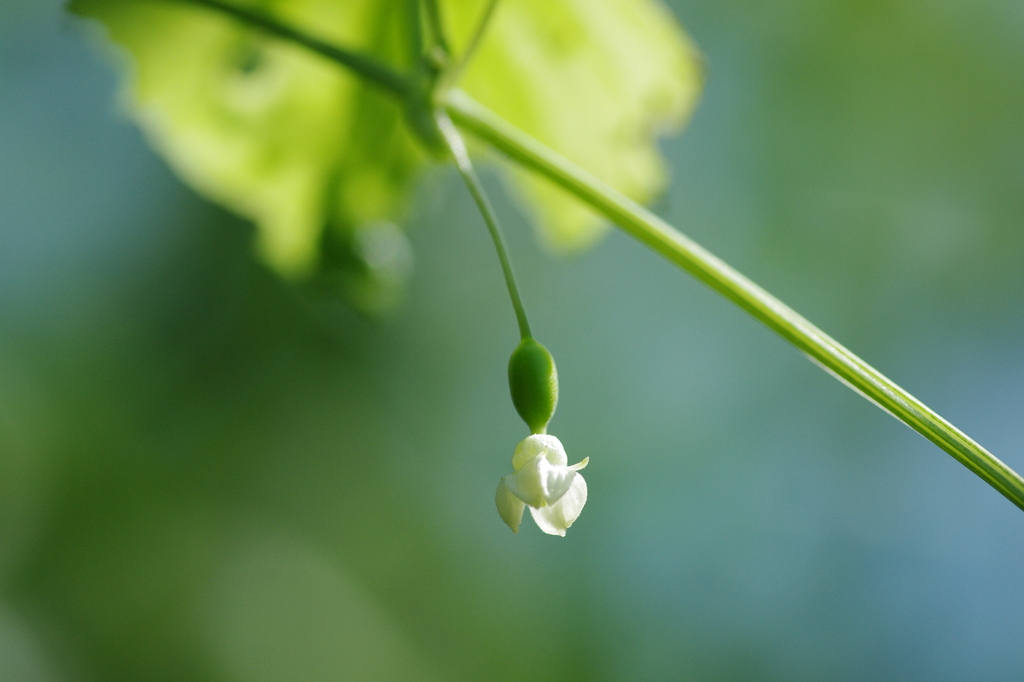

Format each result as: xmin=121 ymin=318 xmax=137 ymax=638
xmin=438 ymin=0 xmax=500 ymax=93
xmin=435 ymin=111 xmax=533 ymax=340
xmin=421 ymin=0 xmax=449 ymax=55
xmin=443 ymin=88 xmax=1024 ymax=512
xmin=407 ymin=0 xmax=424 ymax=67
xmin=171 ymin=0 xmax=412 ymax=97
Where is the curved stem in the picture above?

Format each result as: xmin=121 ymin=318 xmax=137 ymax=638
xmin=407 ymin=0 xmax=424 ymax=66
xmin=170 ymin=0 xmax=412 ymax=97
xmin=422 ymin=0 xmax=449 ymax=55
xmin=435 ymin=111 xmax=532 ymax=340
xmin=437 ymin=0 xmax=500 ymax=94
xmin=443 ymin=89 xmax=1024 ymax=513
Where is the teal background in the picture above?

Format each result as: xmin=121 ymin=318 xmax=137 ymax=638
xmin=2 ymin=1 xmax=1024 ymax=680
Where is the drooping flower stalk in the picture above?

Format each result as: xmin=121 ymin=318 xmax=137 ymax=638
xmin=434 ymin=111 xmax=532 ymax=342
xmin=435 ymin=108 xmax=583 ymax=535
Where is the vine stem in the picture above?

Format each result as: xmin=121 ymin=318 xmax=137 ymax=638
xmin=437 ymin=0 xmax=500 ymax=94
xmin=159 ymin=0 xmax=1024 ymax=512
xmin=443 ymin=89 xmax=1024 ymax=512
xmin=421 ymin=0 xmax=449 ymax=55
xmin=172 ymin=0 xmax=412 ymax=97
xmin=435 ymin=110 xmax=532 ymax=340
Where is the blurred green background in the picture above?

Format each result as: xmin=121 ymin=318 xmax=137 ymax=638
xmin=2 ymin=0 xmax=1024 ymax=680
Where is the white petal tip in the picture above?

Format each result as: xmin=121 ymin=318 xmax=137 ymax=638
xmin=495 ymin=479 xmax=526 ymax=533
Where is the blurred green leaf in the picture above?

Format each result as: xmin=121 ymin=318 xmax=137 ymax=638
xmin=71 ymin=0 xmax=425 ymax=278
xmin=444 ymin=0 xmax=702 ymax=252
xmin=71 ymin=0 xmax=700 ymax=275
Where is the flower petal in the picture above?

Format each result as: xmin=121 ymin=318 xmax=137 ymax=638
xmin=505 ymin=454 xmax=578 ymax=508
xmin=512 ymin=434 xmax=567 ymax=471
xmin=570 ymin=457 xmax=589 ymax=471
xmin=529 ymin=475 xmax=588 ymax=537
xmin=495 ymin=479 xmax=526 ymax=533
xmin=539 ymin=460 xmax=577 ymax=506
xmin=503 ymin=456 xmax=545 ymax=508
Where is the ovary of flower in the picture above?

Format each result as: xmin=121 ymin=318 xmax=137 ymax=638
xmin=495 ymin=434 xmax=589 ymax=537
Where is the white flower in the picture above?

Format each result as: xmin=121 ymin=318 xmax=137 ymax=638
xmin=495 ymin=434 xmax=589 ymax=536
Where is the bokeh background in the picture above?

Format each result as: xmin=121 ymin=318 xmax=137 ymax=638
xmin=3 ymin=0 xmax=1024 ymax=680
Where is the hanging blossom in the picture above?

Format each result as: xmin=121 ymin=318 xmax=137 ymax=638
xmin=496 ymin=434 xmax=589 ymax=536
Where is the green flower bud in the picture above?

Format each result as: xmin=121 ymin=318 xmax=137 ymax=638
xmin=508 ymin=338 xmax=559 ymax=434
